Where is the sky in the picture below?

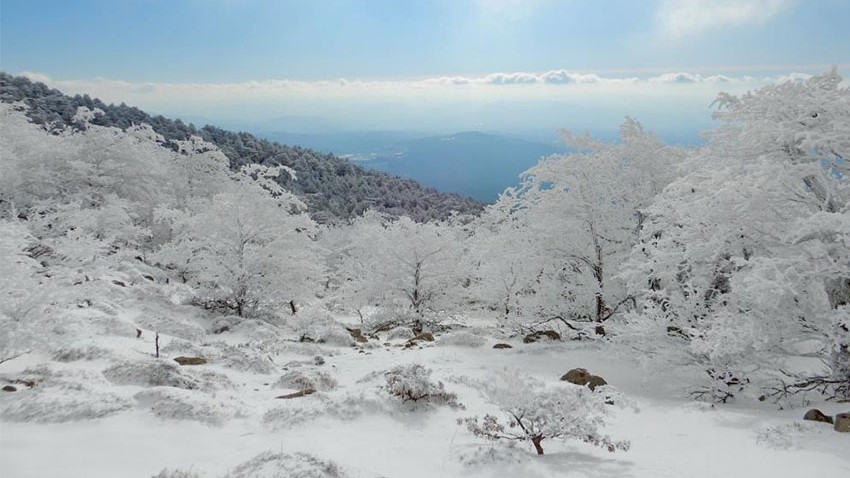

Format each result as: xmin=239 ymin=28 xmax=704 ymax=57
xmin=2 ymin=0 xmax=849 ymax=139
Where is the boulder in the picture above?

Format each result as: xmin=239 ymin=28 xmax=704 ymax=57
xmin=523 ymin=330 xmax=561 ymax=343
xmin=2 ymin=385 xmax=16 ymax=392
xmin=561 ymin=368 xmax=608 ymax=390
xmin=405 ymin=332 xmax=435 ymax=347
xmin=346 ymin=328 xmax=368 ymax=343
xmin=561 ymin=368 xmax=591 ymax=386
xmin=587 ymin=375 xmax=608 ymax=391
xmin=173 ymin=356 xmax=207 ymax=366
xmin=835 ymin=412 xmax=850 ymax=433
xmin=803 ymin=408 xmax=833 ymax=424
xmin=492 ymin=343 xmax=513 ymax=349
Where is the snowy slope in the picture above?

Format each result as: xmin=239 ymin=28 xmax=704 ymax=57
xmin=2 ymin=303 xmax=848 ymax=478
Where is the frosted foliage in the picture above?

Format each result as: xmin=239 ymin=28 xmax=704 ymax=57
xmin=0 ymin=221 xmax=43 ymax=323
xmin=325 ymin=210 xmax=465 ymax=317
xmin=0 ymin=367 xmax=132 ymax=423
xmin=622 ymin=69 xmax=850 ymax=399
xmin=133 ymin=388 xmax=242 ymax=425
xmin=151 ymin=469 xmax=202 ymax=478
xmin=463 ymin=369 xmax=628 ymax=455
xmin=221 ymin=451 xmax=355 ymax=478
xmin=472 ymin=118 xmax=684 ymax=326
xmin=153 ymin=185 xmax=321 ymax=317
xmin=383 ymin=363 xmax=460 ymax=407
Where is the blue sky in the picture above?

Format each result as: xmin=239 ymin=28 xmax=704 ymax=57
xmin=2 ymin=0 xmax=849 ymax=137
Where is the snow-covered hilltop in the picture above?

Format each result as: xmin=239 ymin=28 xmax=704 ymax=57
xmin=1 ymin=71 xmax=848 ymax=477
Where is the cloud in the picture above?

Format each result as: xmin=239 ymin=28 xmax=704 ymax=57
xmin=657 ymin=0 xmax=793 ymax=37
xmin=541 ymin=70 xmax=603 ymax=84
xmin=484 ymin=72 xmax=539 ymax=85
xmin=649 ymin=72 xmax=733 ymax=83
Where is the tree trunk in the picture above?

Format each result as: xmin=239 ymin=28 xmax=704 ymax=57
xmin=531 ymin=435 xmax=545 ymax=455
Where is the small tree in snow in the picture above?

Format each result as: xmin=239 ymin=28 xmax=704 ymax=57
xmin=383 ymin=363 xmax=461 ymax=407
xmin=462 ymin=369 xmax=629 ymax=455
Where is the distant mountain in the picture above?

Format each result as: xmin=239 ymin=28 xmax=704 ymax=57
xmin=0 ymin=73 xmax=484 ymax=223
xmin=258 ymin=130 xmax=565 ymax=203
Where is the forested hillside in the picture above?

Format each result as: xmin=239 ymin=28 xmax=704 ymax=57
xmin=0 ymin=73 xmax=484 ymax=223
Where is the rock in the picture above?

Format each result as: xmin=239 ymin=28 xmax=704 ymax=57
xmin=523 ymin=330 xmax=561 ymax=343
xmin=587 ymin=375 xmax=608 ymax=391
xmin=414 ymin=332 xmax=435 ymax=342
xmin=173 ymin=356 xmax=207 ymax=366
xmin=561 ymin=368 xmax=591 ymax=386
xmin=275 ymin=388 xmax=316 ymax=399
xmin=2 ymin=385 xmax=17 ymax=392
xmin=561 ymin=368 xmax=608 ymax=390
xmin=313 ymin=356 xmax=325 ymax=366
xmin=406 ymin=332 xmax=435 ymax=347
xmin=111 ymin=280 xmax=126 ymax=287
xmin=142 ymin=274 xmax=155 ymax=282
xmin=835 ymin=413 xmax=850 ymax=433
xmin=803 ymin=408 xmax=833 ymax=424
xmin=493 ymin=343 xmax=513 ymax=349
xmin=346 ymin=328 xmax=368 ymax=343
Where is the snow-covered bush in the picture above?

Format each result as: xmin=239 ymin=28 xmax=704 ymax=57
xmin=263 ymin=391 xmax=381 ymax=431
xmin=383 ymin=363 xmax=461 ymax=407
xmin=437 ymin=331 xmax=486 ymax=348
xmin=276 ymin=368 xmax=338 ymax=392
xmin=221 ymin=451 xmax=357 ymax=478
xmin=133 ymin=387 xmax=243 ymax=425
xmin=0 ymin=366 xmax=132 ymax=423
xmin=289 ymin=307 xmax=353 ymax=347
xmin=51 ymin=345 xmax=114 ymax=362
xmin=150 ymin=468 xmax=203 ymax=478
xmin=462 ymin=369 xmax=629 ymax=455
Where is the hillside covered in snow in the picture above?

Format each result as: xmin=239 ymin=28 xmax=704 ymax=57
xmin=1 ymin=71 xmax=849 ymax=478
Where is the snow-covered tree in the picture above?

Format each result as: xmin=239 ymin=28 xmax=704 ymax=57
xmin=621 ymin=69 xmax=850 ymax=401
xmin=154 ymin=169 xmax=321 ymax=317
xmin=475 ymin=119 xmax=683 ymax=332
xmin=462 ymin=369 xmax=629 ymax=455
xmin=327 ymin=210 xmax=465 ymax=326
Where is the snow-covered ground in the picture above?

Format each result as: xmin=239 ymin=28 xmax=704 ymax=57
xmin=1 ymin=302 xmax=848 ymax=478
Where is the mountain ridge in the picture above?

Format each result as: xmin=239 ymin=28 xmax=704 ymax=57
xmin=0 ymin=72 xmax=484 ymax=223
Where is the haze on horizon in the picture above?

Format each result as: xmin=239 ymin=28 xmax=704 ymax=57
xmin=2 ymin=0 xmax=849 ymax=140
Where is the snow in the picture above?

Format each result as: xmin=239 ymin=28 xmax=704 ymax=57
xmin=2 ymin=312 xmax=848 ymax=478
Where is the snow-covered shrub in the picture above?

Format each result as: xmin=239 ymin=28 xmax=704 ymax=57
xmin=362 ymin=307 xmax=418 ymax=334
xmin=289 ymin=308 xmax=353 ymax=347
xmin=51 ymin=344 xmax=114 ymax=362
xmin=755 ymin=421 xmax=823 ymax=450
xmin=103 ymin=361 xmax=200 ymax=389
xmin=383 ymin=364 xmax=461 ymax=407
xmin=214 ymin=344 xmax=277 ymax=375
xmin=151 ymin=468 xmax=203 ymax=478
xmin=134 ymin=388 xmax=243 ymax=425
xmin=437 ymin=331 xmax=486 ymax=348
xmin=134 ymin=315 xmax=206 ymax=342
xmin=276 ymin=369 xmax=338 ymax=392
xmin=0 ymin=366 xmax=132 ymax=423
xmin=462 ymin=369 xmax=629 ymax=455
xmin=263 ymin=391 xmax=382 ymax=431
xmin=385 ymin=326 xmax=415 ymax=341
xmin=221 ymin=451 xmax=354 ymax=478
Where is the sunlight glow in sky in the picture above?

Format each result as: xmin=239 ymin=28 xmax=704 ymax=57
xmin=2 ymin=0 xmax=849 ymax=136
